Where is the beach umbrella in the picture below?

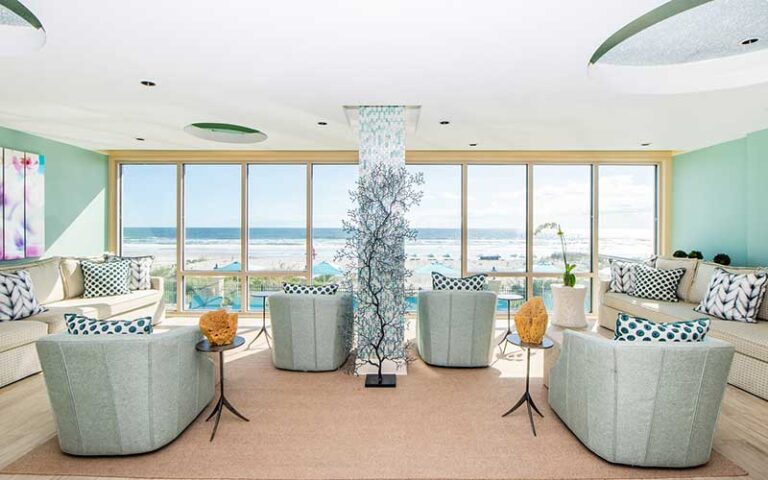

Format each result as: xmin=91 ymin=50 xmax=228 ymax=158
xmin=214 ymin=261 xmax=241 ymax=271
xmin=414 ymin=262 xmax=457 ymax=276
xmin=312 ymin=261 xmax=343 ymax=277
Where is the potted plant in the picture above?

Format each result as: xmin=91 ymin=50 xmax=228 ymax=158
xmin=534 ymin=222 xmax=586 ymax=328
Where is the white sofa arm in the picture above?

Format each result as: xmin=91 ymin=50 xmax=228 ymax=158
xmin=598 ymin=279 xmax=611 ymax=303
xmin=150 ymin=276 xmax=164 ymax=291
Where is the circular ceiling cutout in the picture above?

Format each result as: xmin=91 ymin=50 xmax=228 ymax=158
xmin=589 ymin=0 xmax=768 ymax=93
xmin=0 ymin=0 xmax=46 ymax=56
xmin=183 ymin=123 xmax=267 ymax=144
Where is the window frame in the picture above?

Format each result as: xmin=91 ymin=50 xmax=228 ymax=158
xmin=111 ymin=152 xmax=668 ymax=315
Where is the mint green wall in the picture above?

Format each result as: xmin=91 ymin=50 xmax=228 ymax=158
xmin=672 ymin=127 xmax=768 ymax=267
xmin=0 ymin=126 xmax=107 ymax=258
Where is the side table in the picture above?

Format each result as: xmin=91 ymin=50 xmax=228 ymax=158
xmin=497 ymin=293 xmax=524 ymax=354
xmin=247 ymin=291 xmax=274 ymax=349
xmin=502 ymin=333 xmax=553 ymax=436
xmin=196 ymin=336 xmax=249 ymax=441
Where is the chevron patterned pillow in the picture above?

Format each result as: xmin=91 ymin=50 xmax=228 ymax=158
xmin=609 ymin=260 xmax=638 ymax=294
xmin=0 ymin=270 xmax=48 ymax=321
xmin=81 ymin=260 xmax=131 ymax=298
xmin=105 ymin=254 xmax=154 ymax=290
xmin=628 ymin=265 xmax=686 ymax=302
xmin=695 ymin=268 xmax=768 ymax=323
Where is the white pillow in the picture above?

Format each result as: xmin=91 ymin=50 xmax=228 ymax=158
xmin=695 ymin=268 xmax=768 ymax=323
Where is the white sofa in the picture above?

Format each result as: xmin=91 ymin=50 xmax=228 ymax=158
xmin=599 ymin=257 xmax=768 ymax=400
xmin=0 ymin=256 xmax=165 ymax=388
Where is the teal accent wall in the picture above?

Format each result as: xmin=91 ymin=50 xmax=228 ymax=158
xmin=672 ymin=127 xmax=768 ymax=267
xmin=0 ymin=126 xmax=108 ymax=258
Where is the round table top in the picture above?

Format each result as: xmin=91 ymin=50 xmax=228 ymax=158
xmin=250 ymin=291 xmax=278 ymax=298
xmin=498 ymin=293 xmax=524 ymax=301
xmin=506 ymin=333 xmax=554 ymax=350
xmin=196 ymin=335 xmax=245 ymax=352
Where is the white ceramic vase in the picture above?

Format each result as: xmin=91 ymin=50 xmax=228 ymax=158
xmin=550 ymin=284 xmax=587 ymax=328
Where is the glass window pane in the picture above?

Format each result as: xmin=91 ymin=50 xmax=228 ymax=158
xmin=184 ymin=165 xmax=241 ymax=271
xmin=533 ymin=278 xmax=592 ymax=313
xmin=185 ymin=276 xmax=241 ymax=311
xmin=533 ymin=165 xmax=592 ymax=274
xmin=248 ymin=275 xmax=306 ymax=312
xmin=468 ymin=165 xmax=527 ymax=273
xmin=487 ymin=277 xmax=527 ymax=313
xmin=120 ymin=164 xmax=177 ymax=310
xmin=248 ymin=164 xmax=306 ymax=271
xmin=406 ymin=165 xmax=462 ymax=290
xmin=312 ymin=165 xmax=357 ymax=284
xmin=599 ymin=165 xmax=657 ymax=275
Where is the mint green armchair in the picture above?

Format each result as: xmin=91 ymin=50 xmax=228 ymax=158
xmin=36 ymin=326 xmax=214 ymax=455
xmin=417 ymin=290 xmax=498 ymax=367
xmin=548 ymin=330 xmax=734 ymax=468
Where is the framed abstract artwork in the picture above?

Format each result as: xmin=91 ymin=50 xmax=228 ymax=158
xmin=0 ymin=148 xmax=45 ymax=260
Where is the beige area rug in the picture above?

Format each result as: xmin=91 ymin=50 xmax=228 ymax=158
xmin=4 ymin=346 xmax=746 ymax=480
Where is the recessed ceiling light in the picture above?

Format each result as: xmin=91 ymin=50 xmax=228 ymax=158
xmin=469 ymin=143 xmax=478 ymax=147
xmin=184 ymin=122 xmax=267 ymax=144
xmin=317 ymin=121 xmax=327 ymax=126
xmin=0 ymin=0 xmax=46 ymax=56
xmin=641 ymin=142 xmax=652 ymax=147
xmin=439 ymin=120 xmax=450 ymax=125
xmin=140 ymin=80 xmax=156 ymax=87
xmin=135 ymin=137 xmax=145 ymax=141
xmin=741 ymin=38 xmax=759 ymax=45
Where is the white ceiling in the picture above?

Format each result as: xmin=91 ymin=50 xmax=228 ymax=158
xmin=1 ymin=0 xmax=768 ymax=152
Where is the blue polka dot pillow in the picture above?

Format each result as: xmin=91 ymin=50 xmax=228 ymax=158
xmin=614 ymin=313 xmax=710 ymax=342
xmin=65 ymin=314 xmax=153 ymax=335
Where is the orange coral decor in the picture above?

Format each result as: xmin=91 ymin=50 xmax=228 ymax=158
xmin=513 ymin=297 xmax=548 ymax=345
xmin=199 ymin=309 xmax=239 ymax=346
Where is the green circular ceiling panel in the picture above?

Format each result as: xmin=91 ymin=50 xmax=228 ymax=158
xmin=184 ymin=122 xmax=268 ymax=144
xmin=0 ymin=0 xmax=46 ymax=55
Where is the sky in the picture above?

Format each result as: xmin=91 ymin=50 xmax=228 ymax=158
xmin=121 ymin=163 xmax=656 ymax=235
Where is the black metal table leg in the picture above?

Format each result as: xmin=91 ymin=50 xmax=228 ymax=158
xmin=502 ymin=347 xmax=544 ymax=436
xmin=206 ymin=350 xmax=250 ymax=441
xmin=497 ymin=300 xmax=513 ymax=354
xmin=246 ymin=296 xmax=272 ymax=350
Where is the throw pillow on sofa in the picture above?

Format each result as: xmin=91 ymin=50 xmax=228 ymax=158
xmin=81 ymin=260 xmax=131 ymax=298
xmin=65 ymin=313 xmax=153 ymax=335
xmin=608 ymin=256 xmax=658 ymax=294
xmin=105 ymin=254 xmax=154 ymax=291
xmin=432 ymin=272 xmax=487 ymax=291
xmin=282 ymin=283 xmax=338 ymax=295
xmin=695 ymin=267 xmax=768 ymax=323
xmin=0 ymin=270 xmax=47 ymax=321
xmin=628 ymin=265 xmax=685 ymax=302
xmin=614 ymin=313 xmax=710 ymax=342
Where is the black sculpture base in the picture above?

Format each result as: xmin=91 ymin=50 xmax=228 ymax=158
xmin=365 ymin=373 xmax=397 ymax=388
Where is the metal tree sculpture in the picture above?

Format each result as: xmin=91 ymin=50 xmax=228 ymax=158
xmin=337 ymin=162 xmax=423 ymax=387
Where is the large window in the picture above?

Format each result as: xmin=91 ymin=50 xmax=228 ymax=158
xmin=467 ymin=165 xmax=527 ymax=273
xmin=598 ymin=165 xmax=657 ymax=274
xmin=184 ymin=165 xmax=241 ymax=271
xmin=312 ymin=165 xmax=357 ymax=285
xmin=406 ymin=165 xmax=462 ymax=290
xmin=120 ymin=164 xmax=177 ymax=309
xmin=248 ymin=164 xmax=306 ymax=272
xmin=117 ymin=156 xmax=660 ymax=314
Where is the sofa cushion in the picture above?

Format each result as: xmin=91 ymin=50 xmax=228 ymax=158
xmin=655 ymin=256 xmax=699 ymax=302
xmin=105 ymin=254 xmax=154 ymax=291
xmin=82 ymin=260 xmax=130 ymax=298
xmin=0 ymin=258 xmax=65 ymax=305
xmin=59 ymin=258 xmax=85 ymax=299
xmin=431 ymin=272 xmax=487 ymax=291
xmin=0 ymin=320 xmax=47 ymax=353
xmin=707 ymin=319 xmax=768 ymax=363
xmin=629 ymin=265 xmax=685 ymax=302
xmin=0 ymin=270 xmax=48 ymax=320
xmin=282 ymin=283 xmax=338 ymax=295
xmin=694 ymin=268 xmax=768 ymax=323
xmin=47 ymin=289 xmax=162 ymax=320
xmin=690 ymin=262 xmax=768 ymax=321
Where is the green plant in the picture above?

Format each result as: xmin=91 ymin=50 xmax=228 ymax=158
xmin=688 ymin=250 xmax=703 ymax=260
xmin=713 ymin=253 xmax=731 ymax=266
xmin=535 ymin=222 xmax=576 ymax=287
xmin=673 ymin=250 xmax=688 ymax=258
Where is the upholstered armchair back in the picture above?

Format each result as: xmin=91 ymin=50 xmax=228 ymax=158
xmin=36 ymin=326 xmax=214 ymax=455
xmin=548 ymin=330 xmax=734 ymax=468
xmin=417 ymin=290 xmax=497 ymax=367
